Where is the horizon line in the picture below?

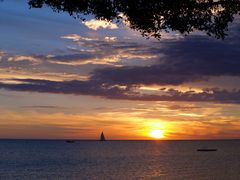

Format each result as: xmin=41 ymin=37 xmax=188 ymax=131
xmin=0 ymin=138 xmax=239 ymax=141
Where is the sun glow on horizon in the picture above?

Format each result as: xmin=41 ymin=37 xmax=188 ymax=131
xmin=149 ymin=129 xmax=165 ymax=139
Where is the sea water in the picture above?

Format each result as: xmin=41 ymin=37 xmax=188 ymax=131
xmin=0 ymin=140 xmax=239 ymax=180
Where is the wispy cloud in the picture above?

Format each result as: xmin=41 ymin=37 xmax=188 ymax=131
xmin=61 ymin=34 xmax=98 ymax=41
xmin=7 ymin=55 xmax=41 ymax=64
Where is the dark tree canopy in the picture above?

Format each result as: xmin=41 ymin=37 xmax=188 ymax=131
xmin=28 ymin=0 xmax=240 ymax=39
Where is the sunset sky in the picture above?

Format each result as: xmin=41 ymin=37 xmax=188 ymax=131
xmin=0 ymin=0 xmax=240 ymax=140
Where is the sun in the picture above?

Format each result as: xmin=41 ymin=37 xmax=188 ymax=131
xmin=150 ymin=130 xmax=164 ymax=139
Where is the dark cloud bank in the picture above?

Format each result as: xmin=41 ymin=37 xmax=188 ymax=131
xmin=0 ymin=78 xmax=240 ymax=104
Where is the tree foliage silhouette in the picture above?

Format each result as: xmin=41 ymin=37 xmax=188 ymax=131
xmin=28 ymin=0 xmax=240 ymax=39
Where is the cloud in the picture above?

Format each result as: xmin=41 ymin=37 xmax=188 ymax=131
xmin=90 ymin=35 xmax=240 ymax=86
xmin=7 ymin=55 xmax=41 ymax=64
xmin=50 ymin=35 xmax=158 ymax=66
xmin=167 ymin=105 xmax=202 ymax=111
xmin=0 ymin=67 xmax=88 ymax=82
xmin=58 ymin=33 xmax=240 ymax=85
xmin=0 ymin=79 xmax=129 ymax=101
xmin=47 ymin=53 xmax=120 ymax=66
xmin=92 ymin=65 xmax=207 ymax=86
xmin=0 ymin=78 xmax=240 ymax=104
xmin=48 ymin=53 xmax=96 ymax=64
xmin=104 ymin=36 xmax=117 ymax=42
xmin=1 ymin=30 xmax=240 ymax=104
xmin=20 ymin=105 xmax=61 ymax=109
xmin=82 ymin=19 xmax=118 ymax=30
xmin=61 ymin=34 xmax=98 ymax=41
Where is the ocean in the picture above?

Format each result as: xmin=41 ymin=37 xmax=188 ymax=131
xmin=0 ymin=140 xmax=239 ymax=180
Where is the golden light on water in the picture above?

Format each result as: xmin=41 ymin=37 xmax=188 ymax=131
xmin=149 ymin=129 xmax=164 ymax=139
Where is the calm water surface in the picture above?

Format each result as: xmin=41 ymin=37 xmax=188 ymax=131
xmin=0 ymin=140 xmax=239 ymax=180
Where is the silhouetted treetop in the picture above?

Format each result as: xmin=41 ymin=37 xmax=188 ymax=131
xmin=28 ymin=0 xmax=240 ymax=39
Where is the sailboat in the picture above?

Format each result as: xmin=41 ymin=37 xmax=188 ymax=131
xmin=197 ymin=148 xmax=217 ymax=152
xmin=100 ymin=132 xmax=106 ymax=141
xmin=65 ymin=140 xmax=75 ymax=143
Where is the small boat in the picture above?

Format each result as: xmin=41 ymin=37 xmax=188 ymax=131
xmin=100 ymin=132 xmax=106 ymax=141
xmin=197 ymin=148 xmax=217 ymax=152
xmin=65 ymin=140 xmax=75 ymax=143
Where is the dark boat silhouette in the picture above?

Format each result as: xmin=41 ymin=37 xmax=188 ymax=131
xmin=65 ymin=140 xmax=75 ymax=143
xmin=100 ymin=132 xmax=106 ymax=141
xmin=197 ymin=148 xmax=217 ymax=152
